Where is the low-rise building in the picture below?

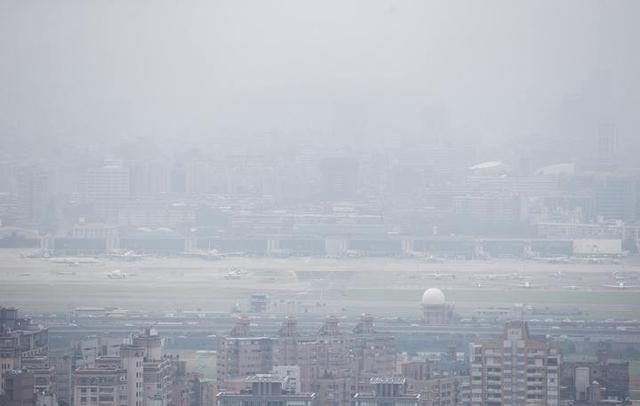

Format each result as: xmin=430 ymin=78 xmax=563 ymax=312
xmin=217 ymin=374 xmax=316 ymax=406
xmin=353 ymin=377 xmax=421 ymax=406
xmin=73 ymin=367 xmax=128 ymax=406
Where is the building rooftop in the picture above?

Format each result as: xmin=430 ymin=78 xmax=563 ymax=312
xmin=246 ymin=374 xmax=285 ymax=384
xmin=370 ymin=376 xmax=406 ymax=385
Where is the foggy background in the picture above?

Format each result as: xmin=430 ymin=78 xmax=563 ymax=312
xmin=1 ymin=0 xmax=639 ymax=164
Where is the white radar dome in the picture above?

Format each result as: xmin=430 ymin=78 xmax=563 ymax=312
xmin=421 ymin=288 xmax=446 ymax=306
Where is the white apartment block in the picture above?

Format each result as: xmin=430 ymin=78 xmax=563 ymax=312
xmin=469 ymin=321 xmax=560 ymax=406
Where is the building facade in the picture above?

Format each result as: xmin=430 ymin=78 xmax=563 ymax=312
xmin=469 ymin=321 xmax=560 ymax=406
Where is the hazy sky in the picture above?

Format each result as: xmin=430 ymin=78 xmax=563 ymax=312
xmin=1 ymin=0 xmax=638 ymax=158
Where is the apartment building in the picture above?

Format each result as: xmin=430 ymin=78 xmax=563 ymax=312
xmin=469 ymin=321 xmax=560 ymax=406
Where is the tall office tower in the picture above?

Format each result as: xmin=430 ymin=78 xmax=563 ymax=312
xmin=169 ymin=164 xmax=187 ymax=194
xmin=594 ymin=175 xmax=638 ymax=223
xmin=217 ymin=374 xmax=317 ymax=406
xmin=13 ymin=165 xmax=51 ymax=228
xmin=596 ymin=123 xmax=619 ymax=169
xmin=318 ymin=157 xmax=359 ymax=201
xmin=83 ymin=165 xmax=130 ymax=221
xmin=185 ymin=161 xmax=212 ymax=195
xmin=331 ymin=101 xmax=367 ymax=149
xmin=119 ymin=346 xmax=144 ymax=406
xmin=469 ymin=321 xmax=560 ymax=406
xmin=216 ymin=318 xmax=274 ymax=391
xmin=128 ymin=161 xmax=170 ymax=197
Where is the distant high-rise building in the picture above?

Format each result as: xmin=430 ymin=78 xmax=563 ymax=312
xmin=128 ymin=161 xmax=170 ymax=197
xmin=331 ymin=101 xmax=367 ymax=148
xmin=469 ymin=321 xmax=560 ymax=406
xmin=83 ymin=165 xmax=130 ymax=221
xmin=596 ymin=123 xmax=619 ymax=169
xmin=594 ymin=175 xmax=637 ymax=223
xmin=84 ymin=165 xmax=130 ymax=203
xmin=13 ymin=165 xmax=52 ymax=228
xmin=318 ymin=157 xmax=358 ymax=201
xmin=170 ymin=165 xmax=187 ymax=194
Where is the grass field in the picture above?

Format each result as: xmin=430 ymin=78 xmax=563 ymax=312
xmin=0 ymin=282 xmax=255 ymax=312
xmin=632 ymin=361 xmax=640 ymax=380
xmin=3 ymin=281 xmax=639 ymax=320
xmin=344 ymin=289 xmax=640 ymax=306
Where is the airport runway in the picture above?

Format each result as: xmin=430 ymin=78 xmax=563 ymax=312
xmin=1 ymin=250 xmax=640 ymax=320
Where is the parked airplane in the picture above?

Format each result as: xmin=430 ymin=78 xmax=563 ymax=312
xmin=511 ymin=281 xmax=542 ymax=289
xmin=475 ymin=274 xmax=505 ymax=281
xmin=108 ymin=251 xmax=147 ymax=261
xmin=48 ymin=257 xmax=100 ymax=265
xmin=531 ymin=256 xmax=570 ymax=264
xmin=345 ymin=250 xmax=364 ymax=258
xmin=423 ymin=255 xmax=445 ymax=263
xmin=603 ymin=281 xmax=639 ymax=289
xmin=183 ymin=250 xmax=245 ymax=260
xmin=107 ymin=269 xmax=128 ymax=279
xmin=424 ymin=272 xmax=456 ymax=279
xmin=224 ymin=270 xmax=242 ymax=280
